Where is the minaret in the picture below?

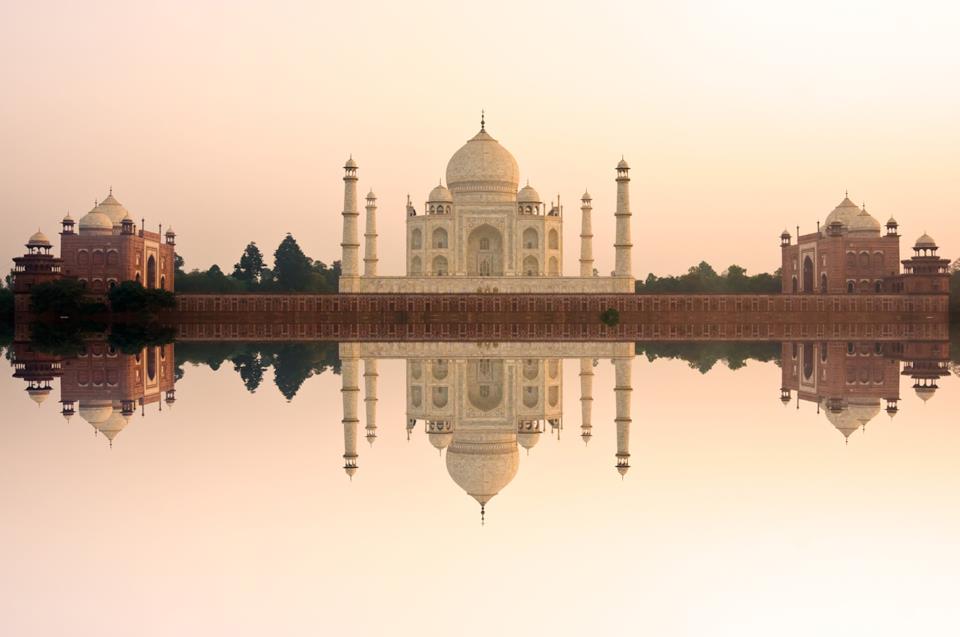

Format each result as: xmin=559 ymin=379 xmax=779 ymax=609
xmin=579 ymin=358 xmax=594 ymax=444
xmin=614 ymin=159 xmax=632 ymax=277
xmin=341 ymin=358 xmax=360 ymax=478
xmin=363 ymin=190 xmax=378 ymax=277
xmin=339 ymin=157 xmax=360 ymax=291
xmin=614 ymin=358 xmax=632 ymax=476
xmin=363 ymin=358 xmax=378 ymax=445
xmin=579 ymin=191 xmax=594 ymax=277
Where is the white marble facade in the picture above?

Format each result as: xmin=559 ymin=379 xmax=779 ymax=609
xmin=338 ymin=118 xmax=634 ymax=293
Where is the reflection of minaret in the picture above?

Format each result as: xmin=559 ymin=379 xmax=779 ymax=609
xmin=341 ymin=358 xmax=360 ymax=478
xmin=406 ymin=418 xmax=416 ymax=441
xmin=363 ymin=358 xmax=378 ymax=445
xmin=579 ymin=358 xmax=593 ymax=444
xmin=614 ymin=358 xmax=632 ymax=476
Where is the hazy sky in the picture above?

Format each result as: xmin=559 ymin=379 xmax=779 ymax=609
xmin=2 ymin=0 xmax=958 ymax=277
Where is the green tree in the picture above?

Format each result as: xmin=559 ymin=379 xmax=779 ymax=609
xmin=600 ymin=308 xmax=620 ymax=327
xmin=29 ymin=279 xmax=99 ymax=317
xmin=108 ymin=281 xmax=176 ymax=313
xmin=175 ymin=265 xmax=247 ymax=293
xmin=636 ymin=262 xmax=782 ymax=294
xmin=233 ymin=242 xmax=266 ymax=285
xmin=0 ymin=287 xmax=12 ymax=318
xmin=273 ymin=234 xmax=312 ymax=291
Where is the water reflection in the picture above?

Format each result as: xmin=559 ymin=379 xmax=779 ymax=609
xmin=779 ymin=341 xmax=952 ymax=441
xmin=7 ymin=332 xmax=957 ymax=519
xmin=12 ymin=338 xmax=175 ymax=446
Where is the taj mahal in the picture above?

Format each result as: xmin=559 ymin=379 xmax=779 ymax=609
xmin=337 ymin=115 xmax=635 ymax=293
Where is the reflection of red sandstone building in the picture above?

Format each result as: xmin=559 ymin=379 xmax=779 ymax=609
xmin=12 ymin=339 xmax=176 ymax=447
xmin=780 ymin=339 xmax=950 ymax=442
xmin=10 ymin=190 xmax=176 ymax=305
xmin=780 ymin=196 xmax=950 ymax=295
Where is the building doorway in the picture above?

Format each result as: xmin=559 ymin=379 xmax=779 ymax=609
xmin=802 ymin=256 xmax=814 ymax=293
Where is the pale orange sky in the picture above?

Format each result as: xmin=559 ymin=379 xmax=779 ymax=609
xmin=2 ymin=1 xmax=959 ymax=277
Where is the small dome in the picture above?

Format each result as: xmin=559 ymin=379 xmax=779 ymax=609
xmin=517 ymin=183 xmax=541 ymax=204
xmin=427 ymin=183 xmax=453 ymax=203
xmin=428 ymin=431 xmax=454 ymax=450
xmin=78 ymin=401 xmax=114 ymax=426
xmin=781 ymin=229 xmax=791 ymax=238
xmin=78 ymin=207 xmax=113 ymax=232
xmin=848 ymin=399 xmax=882 ymax=427
xmin=617 ymin=158 xmax=630 ymax=170
xmin=27 ymin=230 xmax=51 ymax=247
xmin=848 ymin=207 xmax=881 ymax=235
xmin=886 ymin=216 xmax=898 ymax=226
xmin=366 ymin=189 xmax=377 ymax=200
xmin=62 ymin=212 xmax=74 ymax=223
xmin=26 ymin=387 xmax=51 ymax=405
xmin=581 ymin=190 xmax=592 ymax=202
xmin=517 ymin=431 xmax=541 ymax=450
xmin=165 ymin=227 xmax=175 ymax=235
xmin=95 ymin=193 xmax=130 ymax=225
xmin=446 ymin=129 xmax=519 ymax=195
xmin=823 ymin=196 xmax=862 ymax=231
xmin=822 ymin=401 xmax=860 ymax=439
xmin=915 ymin=386 xmax=937 ymax=402
xmin=344 ymin=156 xmax=357 ymax=169
xmin=915 ymin=233 xmax=937 ymax=249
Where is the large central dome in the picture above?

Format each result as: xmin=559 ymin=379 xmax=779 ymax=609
xmin=445 ymin=128 xmax=520 ymax=195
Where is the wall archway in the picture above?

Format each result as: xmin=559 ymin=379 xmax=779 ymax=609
xmin=467 ymin=225 xmax=503 ymax=276
xmin=522 ymin=255 xmax=539 ymax=276
xmin=410 ymin=256 xmax=422 ymax=275
xmin=548 ymin=256 xmax=559 ymax=276
xmin=802 ymin=256 xmax=814 ymax=293
xmin=522 ymin=228 xmax=538 ymax=249
xmin=147 ymin=255 xmax=157 ymax=289
xmin=548 ymin=228 xmax=559 ymax=250
xmin=432 ymin=227 xmax=448 ymax=249
xmin=467 ymin=359 xmax=503 ymax=411
xmin=432 ymin=255 xmax=448 ymax=275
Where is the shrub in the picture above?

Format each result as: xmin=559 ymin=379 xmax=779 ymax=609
xmin=600 ymin=308 xmax=620 ymax=327
xmin=108 ymin=281 xmax=176 ymax=314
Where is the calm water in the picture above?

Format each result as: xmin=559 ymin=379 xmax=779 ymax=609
xmin=2 ymin=333 xmax=960 ymax=636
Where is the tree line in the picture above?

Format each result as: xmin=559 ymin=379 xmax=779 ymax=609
xmin=175 ymin=234 xmax=341 ymax=293
xmin=175 ymin=341 xmax=341 ymax=401
xmin=636 ymin=262 xmax=782 ymax=294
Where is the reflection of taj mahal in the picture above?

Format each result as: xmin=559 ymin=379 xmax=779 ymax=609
xmin=338 ymin=342 xmax=635 ymax=520
xmin=337 ymin=115 xmax=635 ymax=293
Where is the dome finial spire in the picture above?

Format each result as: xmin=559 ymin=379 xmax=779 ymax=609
xmin=481 ymin=504 xmax=485 ymax=526
xmin=480 ymin=109 xmax=485 ymax=132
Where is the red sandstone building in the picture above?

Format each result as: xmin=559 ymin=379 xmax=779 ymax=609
xmin=780 ymin=195 xmax=951 ymax=295
xmin=11 ymin=190 xmax=176 ymax=307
